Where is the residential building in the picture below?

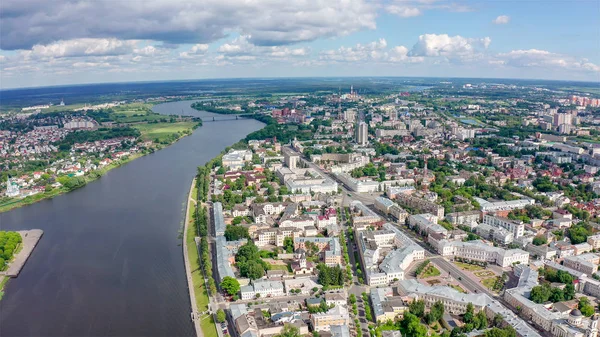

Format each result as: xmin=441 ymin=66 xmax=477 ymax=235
xmin=396 ymin=193 xmax=445 ymax=218
xmin=483 ymin=214 xmax=525 ymax=238
xmin=311 ymin=306 xmax=350 ymax=332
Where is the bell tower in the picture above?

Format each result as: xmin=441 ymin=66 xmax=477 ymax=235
xmin=587 ymin=314 xmax=599 ymax=337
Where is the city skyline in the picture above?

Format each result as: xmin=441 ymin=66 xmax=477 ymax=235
xmin=1 ymin=0 xmax=599 ymax=89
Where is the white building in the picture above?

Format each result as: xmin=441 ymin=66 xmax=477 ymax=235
xmin=355 ymin=121 xmax=368 ymax=146
xmin=240 ymin=280 xmax=285 ymax=300
xmin=482 ymin=214 xmax=525 ymax=238
xmin=5 ymin=178 xmax=20 ymax=197
xmin=437 ymin=240 xmax=529 ymax=267
xmin=474 ymin=197 xmax=534 ymax=212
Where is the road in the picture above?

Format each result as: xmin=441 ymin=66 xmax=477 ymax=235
xmin=285 ymin=146 xmax=379 ymax=206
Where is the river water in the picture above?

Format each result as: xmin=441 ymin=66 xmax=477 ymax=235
xmin=0 ymin=101 xmax=263 ymax=336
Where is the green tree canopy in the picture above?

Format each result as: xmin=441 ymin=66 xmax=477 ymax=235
xmin=220 ymin=276 xmax=241 ymax=296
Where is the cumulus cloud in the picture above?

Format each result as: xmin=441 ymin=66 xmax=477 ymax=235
xmin=22 ymin=38 xmax=137 ymax=59
xmin=0 ymin=0 xmax=377 ymax=50
xmin=386 ymin=6 xmax=422 ymax=17
xmin=319 ymin=38 xmax=424 ymax=64
xmin=408 ymin=33 xmax=491 ymax=62
xmin=492 ymin=15 xmax=510 ymax=24
xmin=385 ymin=0 xmax=473 ymax=17
xmin=320 ymin=39 xmax=389 ymax=62
xmin=497 ymin=49 xmax=600 ymax=72
xmin=179 ymin=44 xmax=209 ymax=58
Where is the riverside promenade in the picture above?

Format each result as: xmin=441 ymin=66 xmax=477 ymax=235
xmin=2 ymin=229 xmax=43 ymax=277
xmin=183 ymin=178 xmax=202 ymax=337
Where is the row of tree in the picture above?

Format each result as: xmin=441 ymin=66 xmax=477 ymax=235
xmin=196 ymin=166 xmax=210 ymax=202
xmin=316 ymin=264 xmax=345 ymax=287
xmin=0 ymin=231 xmax=22 ymax=269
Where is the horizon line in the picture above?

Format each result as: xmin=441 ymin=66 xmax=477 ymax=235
xmin=1 ymin=74 xmax=599 ymax=92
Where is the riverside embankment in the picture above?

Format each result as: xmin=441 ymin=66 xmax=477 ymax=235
xmin=0 ymin=100 xmax=263 ymax=336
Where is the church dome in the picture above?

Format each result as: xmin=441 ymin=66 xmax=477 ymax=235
xmin=570 ymin=309 xmax=583 ymax=317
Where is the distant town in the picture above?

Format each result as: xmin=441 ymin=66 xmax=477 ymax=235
xmin=0 ymin=97 xmax=201 ymax=212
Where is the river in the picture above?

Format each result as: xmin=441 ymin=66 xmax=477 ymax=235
xmin=0 ymin=100 xmax=264 ymax=336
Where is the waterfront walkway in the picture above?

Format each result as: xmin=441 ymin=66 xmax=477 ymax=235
xmin=183 ymin=178 xmax=203 ymax=337
xmin=1 ymin=229 xmax=43 ymax=277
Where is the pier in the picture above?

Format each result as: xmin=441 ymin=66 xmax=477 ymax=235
xmin=2 ymin=229 xmax=43 ymax=277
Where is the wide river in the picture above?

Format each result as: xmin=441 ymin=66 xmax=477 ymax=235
xmin=0 ymin=101 xmax=264 ymax=336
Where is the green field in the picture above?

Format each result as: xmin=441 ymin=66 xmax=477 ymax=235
xmin=559 ymin=86 xmax=600 ymax=95
xmin=111 ymin=103 xmax=167 ymax=123
xmin=134 ymin=122 xmax=197 ymax=142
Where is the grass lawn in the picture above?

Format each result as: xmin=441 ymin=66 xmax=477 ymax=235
xmin=268 ymin=263 xmax=291 ymax=272
xmin=454 ymin=261 xmax=484 ymax=271
xmin=419 ymin=265 xmax=441 ymax=278
xmin=134 ymin=122 xmax=197 ymax=142
xmin=185 ymin=196 xmax=218 ymax=337
xmin=474 ymin=270 xmax=495 ymax=278
xmin=482 ymin=277 xmax=500 ymax=290
xmin=186 ymin=201 xmax=209 ymax=312
xmin=200 ymin=315 xmax=219 ymax=337
xmin=449 ymin=284 xmax=466 ymax=293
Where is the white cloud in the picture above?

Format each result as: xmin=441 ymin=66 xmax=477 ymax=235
xmin=386 ymin=6 xmax=422 ymax=17
xmin=179 ymin=44 xmax=209 ymax=58
xmin=22 ymin=38 xmax=137 ymax=59
xmin=497 ymin=49 xmax=600 ymax=72
xmin=319 ymin=38 xmax=424 ymax=64
xmin=0 ymin=0 xmax=377 ymax=50
xmin=492 ymin=15 xmax=510 ymax=24
xmin=408 ymin=34 xmax=491 ymax=62
xmin=385 ymin=0 xmax=473 ymax=17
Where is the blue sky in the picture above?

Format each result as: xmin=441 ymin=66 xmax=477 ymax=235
xmin=0 ymin=0 xmax=598 ymax=89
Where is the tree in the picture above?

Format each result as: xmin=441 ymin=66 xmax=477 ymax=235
xmin=224 ymin=225 xmax=249 ymax=241
xmin=275 ymin=324 xmax=300 ymax=337
xmin=579 ymin=297 xmax=595 ymax=317
xmin=409 ymin=300 xmax=425 ymax=318
xmin=493 ymin=313 xmax=504 ymax=327
xmin=216 ymin=309 xmax=226 ymax=323
xmin=317 ymin=264 xmax=345 ymax=287
xmin=425 ymin=301 xmax=444 ymax=324
xmin=476 ymin=310 xmax=488 ymax=330
xmin=463 ymin=302 xmax=474 ymax=323
xmin=532 ymin=236 xmax=548 ymax=246
xmin=283 ymin=237 xmax=294 ymax=253
xmin=564 ymin=283 xmax=575 ymax=300
xmin=220 ymin=276 xmax=241 ymax=296
xmin=400 ymin=312 xmax=428 ymax=337
xmin=549 ymin=287 xmax=564 ymax=302
xmin=530 ymin=284 xmax=552 ymax=303
xmin=567 ymin=223 xmax=592 ymax=244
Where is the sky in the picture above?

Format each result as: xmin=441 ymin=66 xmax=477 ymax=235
xmin=1 ymin=0 xmax=599 ymax=89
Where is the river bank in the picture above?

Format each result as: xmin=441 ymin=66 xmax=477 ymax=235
xmin=183 ymin=178 xmax=203 ymax=337
xmin=0 ymin=100 xmax=264 ymax=336
xmin=0 ymin=122 xmax=199 ymax=214
xmin=0 ymin=229 xmax=43 ymax=302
